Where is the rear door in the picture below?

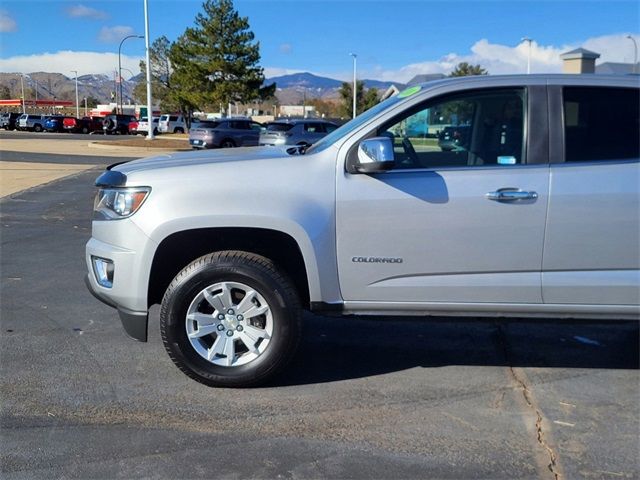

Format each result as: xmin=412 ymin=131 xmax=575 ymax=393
xmin=543 ymin=85 xmax=640 ymax=306
xmin=336 ymin=85 xmax=551 ymax=305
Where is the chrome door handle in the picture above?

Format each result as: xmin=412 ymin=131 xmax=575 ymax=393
xmin=486 ymin=189 xmax=538 ymax=202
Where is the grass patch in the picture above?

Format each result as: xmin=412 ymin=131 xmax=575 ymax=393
xmin=93 ymin=136 xmax=191 ymax=150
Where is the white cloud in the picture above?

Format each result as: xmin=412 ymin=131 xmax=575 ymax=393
xmin=98 ymin=26 xmax=136 ymax=44
xmin=0 ymin=51 xmax=143 ymax=78
xmin=0 ymin=10 xmax=17 ymax=32
xmin=361 ymin=33 xmax=639 ymax=83
xmin=66 ymin=4 xmax=108 ymax=20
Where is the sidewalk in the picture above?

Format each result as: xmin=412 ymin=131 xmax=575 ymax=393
xmin=0 ymin=136 xmax=183 ymax=198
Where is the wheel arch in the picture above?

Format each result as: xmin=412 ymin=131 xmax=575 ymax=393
xmin=148 ymin=227 xmax=312 ymax=309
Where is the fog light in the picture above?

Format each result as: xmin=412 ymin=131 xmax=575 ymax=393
xmin=92 ymin=256 xmax=114 ymax=288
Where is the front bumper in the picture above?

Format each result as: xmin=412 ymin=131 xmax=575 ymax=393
xmin=85 ymin=275 xmax=149 ymax=341
xmin=85 ymin=219 xmax=157 ymax=342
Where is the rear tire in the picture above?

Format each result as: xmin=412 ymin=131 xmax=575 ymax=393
xmin=34 ymin=124 xmax=42 ymax=132
xmin=160 ymin=251 xmax=301 ymax=388
xmin=174 ymin=127 xmax=184 ymax=134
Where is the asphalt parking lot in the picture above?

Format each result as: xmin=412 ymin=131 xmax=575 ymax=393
xmin=1 ymin=132 xmax=639 ymax=479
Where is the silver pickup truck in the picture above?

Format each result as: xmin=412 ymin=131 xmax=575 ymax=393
xmin=86 ymin=74 xmax=640 ymax=387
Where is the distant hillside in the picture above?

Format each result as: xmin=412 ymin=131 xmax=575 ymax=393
xmin=0 ymin=72 xmax=137 ymax=105
xmin=266 ymin=72 xmax=401 ymax=104
xmin=0 ymin=70 xmax=406 ymax=107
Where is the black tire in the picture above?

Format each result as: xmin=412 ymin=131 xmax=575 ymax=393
xmin=160 ymin=251 xmax=301 ymax=388
xmin=81 ymin=126 xmax=89 ymax=134
xmin=174 ymin=127 xmax=184 ymax=134
xmin=34 ymin=124 xmax=42 ymax=132
xmin=220 ymin=138 xmax=236 ymax=148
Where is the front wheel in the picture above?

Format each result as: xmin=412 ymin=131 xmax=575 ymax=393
xmin=160 ymin=251 xmax=301 ymax=388
xmin=34 ymin=124 xmax=43 ymax=132
xmin=220 ymin=139 xmax=236 ymax=148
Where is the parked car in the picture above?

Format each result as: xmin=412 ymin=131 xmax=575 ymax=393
xmin=102 ymin=114 xmax=137 ymax=135
xmin=189 ymin=118 xmax=263 ymax=149
xmin=86 ymin=74 xmax=639 ymax=388
xmin=0 ymin=112 xmax=21 ymax=130
xmin=17 ymin=114 xmax=47 ymax=132
xmin=158 ymin=114 xmax=187 ymax=134
xmin=131 ymin=117 xmax=159 ymax=136
xmin=63 ymin=116 xmax=103 ymax=134
xmin=44 ymin=115 xmax=77 ymax=133
xmin=437 ymin=125 xmax=471 ymax=151
xmin=259 ymin=119 xmax=338 ymax=147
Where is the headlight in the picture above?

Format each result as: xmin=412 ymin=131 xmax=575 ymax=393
xmin=93 ymin=187 xmax=151 ymax=220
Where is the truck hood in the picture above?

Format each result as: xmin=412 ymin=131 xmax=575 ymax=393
xmin=114 ymin=146 xmax=291 ymax=175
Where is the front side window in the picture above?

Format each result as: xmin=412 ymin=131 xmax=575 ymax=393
xmin=380 ymin=88 xmax=526 ymax=169
xmin=563 ymin=87 xmax=639 ymax=162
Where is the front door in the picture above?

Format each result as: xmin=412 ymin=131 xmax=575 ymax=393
xmin=336 ymin=86 xmax=550 ymax=305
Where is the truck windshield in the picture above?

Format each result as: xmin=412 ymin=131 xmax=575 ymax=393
xmin=304 ymin=94 xmax=406 ymax=155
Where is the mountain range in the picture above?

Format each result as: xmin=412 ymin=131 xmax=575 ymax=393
xmin=0 ymin=71 xmax=429 ymax=106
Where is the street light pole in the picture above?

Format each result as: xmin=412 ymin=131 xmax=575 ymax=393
xmin=627 ymin=35 xmax=638 ymax=74
xmin=143 ymin=0 xmax=154 ymax=140
xmin=71 ymin=70 xmax=79 ymax=118
xmin=20 ymin=74 xmax=25 ymax=113
xmin=349 ymin=53 xmax=357 ymax=119
xmin=118 ymin=34 xmax=144 ymax=114
xmin=521 ymin=37 xmax=533 ymax=74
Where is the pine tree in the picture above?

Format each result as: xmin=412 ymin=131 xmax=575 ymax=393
xmin=339 ymin=80 xmax=380 ymax=118
xmin=169 ymin=0 xmax=273 ymax=120
xmin=449 ymin=62 xmax=488 ymax=77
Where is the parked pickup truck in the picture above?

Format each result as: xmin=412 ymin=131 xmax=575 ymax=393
xmin=86 ymin=74 xmax=640 ymax=388
xmin=17 ymin=114 xmax=47 ymax=132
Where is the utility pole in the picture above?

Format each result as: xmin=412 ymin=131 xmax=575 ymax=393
xmin=349 ymin=53 xmax=357 ymax=119
xmin=143 ymin=0 xmax=154 ymax=139
xmin=71 ymin=70 xmax=79 ymax=118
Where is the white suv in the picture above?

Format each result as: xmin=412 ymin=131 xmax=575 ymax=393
xmin=158 ymin=114 xmax=186 ymax=134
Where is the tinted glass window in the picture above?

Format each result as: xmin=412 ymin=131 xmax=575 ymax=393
xmin=563 ymin=87 xmax=639 ymax=162
xmin=267 ymin=123 xmax=294 ymax=132
xmin=304 ymin=123 xmax=326 ymax=133
xmin=380 ymin=88 xmax=526 ymax=169
xmin=170 ymin=116 xmax=178 ymax=121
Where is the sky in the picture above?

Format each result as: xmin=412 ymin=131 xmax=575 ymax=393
xmin=0 ymin=0 xmax=638 ymax=82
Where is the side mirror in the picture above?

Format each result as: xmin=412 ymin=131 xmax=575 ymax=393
xmin=351 ymin=137 xmax=395 ymax=173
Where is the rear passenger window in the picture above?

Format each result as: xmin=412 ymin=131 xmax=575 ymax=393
xmin=563 ymin=87 xmax=639 ymax=162
xmin=304 ymin=123 xmax=326 ymax=133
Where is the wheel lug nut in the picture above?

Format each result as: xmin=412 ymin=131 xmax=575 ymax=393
xmin=227 ymin=309 xmax=234 ymax=315
xmin=236 ymin=325 xmax=243 ymax=332
xmin=237 ymin=315 xmax=243 ymax=321
xmin=226 ymin=330 xmax=234 ymax=337
xmin=218 ymin=314 xmax=225 ymax=320
xmin=217 ymin=324 xmax=225 ymax=331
